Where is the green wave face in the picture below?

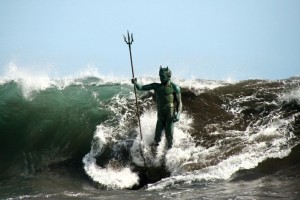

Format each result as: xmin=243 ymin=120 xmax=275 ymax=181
xmin=0 ymin=78 xmax=132 ymax=178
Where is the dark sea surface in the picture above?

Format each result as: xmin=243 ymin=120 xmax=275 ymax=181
xmin=0 ymin=75 xmax=299 ymax=199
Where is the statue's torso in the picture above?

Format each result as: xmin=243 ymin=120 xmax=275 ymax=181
xmin=154 ymin=82 xmax=175 ymax=114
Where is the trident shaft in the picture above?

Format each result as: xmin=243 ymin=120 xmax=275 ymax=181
xmin=123 ymin=31 xmax=143 ymax=139
xmin=123 ymin=31 xmax=146 ymax=165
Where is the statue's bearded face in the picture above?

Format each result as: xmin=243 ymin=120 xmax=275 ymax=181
xmin=159 ymin=68 xmax=171 ymax=84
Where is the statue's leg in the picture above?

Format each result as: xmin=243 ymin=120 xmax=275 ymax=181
xmin=154 ymin=119 xmax=164 ymax=146
xmin=165 ymin=107 xmax=174 ymax=149
xmin=165 ymin=119 xmax=174 ymax=149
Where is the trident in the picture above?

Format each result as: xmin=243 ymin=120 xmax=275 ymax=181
xmin=123 ymin=31 xmax=146 ymax=165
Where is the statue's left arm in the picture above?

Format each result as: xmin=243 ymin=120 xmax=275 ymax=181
xmin=173 ymin=84 xmax=182 ymax=122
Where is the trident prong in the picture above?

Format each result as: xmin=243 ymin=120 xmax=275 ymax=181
xmin=123 ymin=31 xmax=133 ymax=45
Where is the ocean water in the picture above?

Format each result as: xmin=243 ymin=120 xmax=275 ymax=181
xmin=0 ymin=68 xmax=300 ymax=199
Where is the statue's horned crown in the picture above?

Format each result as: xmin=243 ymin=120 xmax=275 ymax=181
xmin=159 ymin=66 xmax=171 ymax=77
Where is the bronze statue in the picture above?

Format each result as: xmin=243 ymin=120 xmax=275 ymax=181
xmin=132 ymin=66 xmax=182 ymax=149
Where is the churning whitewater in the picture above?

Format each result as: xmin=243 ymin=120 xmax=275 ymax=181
xmin=1 ymin=66 xmax=300 ymax=199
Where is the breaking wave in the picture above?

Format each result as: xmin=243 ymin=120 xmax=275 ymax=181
xmin=1 ymin=65 xmax=299 ymax=190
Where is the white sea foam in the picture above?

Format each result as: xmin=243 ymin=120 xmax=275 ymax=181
xmin=0 ymin=63 xmax=56 ymax=99
xmin=172 ymin=77 xmax=228 ymax=95
xmin=146 ymin=79 xmax=299 ymax=190
xmin=82 ymin=104 xmax=198 ymax=189
xmin=82 ymin=93 xmax=143 ymax=189
xmin=5 ymin=63 xmax=298 ymax=190
xmin=82 ymin=78 xmax=298 ymax=190
xmin=147 ymin=111 xmax=297 ymax=190
xmin=0 ymin=63 xmax=123 ymax=99
xmin=83 ymin=154 xmax=139 ymax=189
xmin=82 ymin=124 xmax=140 ymax=189
xmin=278 ymin=88 xmax=300 ymax=104
xmin=0 ymin=62 xmax=228 ymax=100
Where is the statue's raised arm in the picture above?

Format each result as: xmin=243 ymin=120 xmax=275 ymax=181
xmin=131 ymin=78 xmax=157 ymax=91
